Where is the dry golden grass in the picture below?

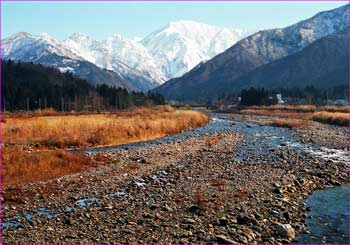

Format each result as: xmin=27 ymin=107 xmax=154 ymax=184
xmin=320 ymin=105 xmax=350 ymax=113
xmin=240 ymin=105 xmax=350 ymax=125
xmin=309 ymin=111 xmax=350 ymax=126
xmin=245 ymin=105 xmax=317 ymax=112
xmin=2 ymin=106 xmax=209 ymax=149
xmin=2 ymin=146 xmax=92 ymax=185
xmin=270 ymin=119 xmax=308 ymax=128
xmin=240 ymin=109 xmax=311 ymax=119
xmin=2 ymin=106 xmax=209 ymax=185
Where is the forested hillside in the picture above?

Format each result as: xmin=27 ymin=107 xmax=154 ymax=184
xmin=2 ymin=60 xmax=164 ymax=111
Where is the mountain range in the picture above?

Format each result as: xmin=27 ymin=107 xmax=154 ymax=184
xmin=2 ymin=20 xmax=248 ymax=92
xmin=155 ymin=4 xmax=349 ymax=101
xmin=3 ymin=5 xmax=348 ymax=100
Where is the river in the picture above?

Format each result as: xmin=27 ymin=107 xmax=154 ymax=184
xmin=2 ymin=114 xmax=348 ymax=243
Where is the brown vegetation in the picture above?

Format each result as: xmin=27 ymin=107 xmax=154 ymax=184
xmin=239 ymin=105 xmax=350 ymax=126
xmin=2 ymin=106 xmax=209 ymax=149
xmin=204 ymin=135 xmax=223 ymax=147
xmin=194 ymin=188 xmax=209 ymax=210
xmin=309 ymin=111 xmax=350 ymax=126
xmin=240 ymin=108 xmax=310 ymax=119
xmin=2 ymin=106 xmax=209 ymax=185
xmin=2 ymin=147 xmax=91 ymax=185
xmin=321 ymin=105 xmax=350 ymax=113
xmin=270 ymin=119 xmax=308 ymax=128
xmin=244 ymin=105 xmax=317 ymax=112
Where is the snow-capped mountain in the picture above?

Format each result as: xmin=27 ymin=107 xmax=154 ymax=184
xmin=2 ymin=32 xmax=159 ymax=91
xmin=155 ymin=4 xmax=349 ymax=100
xmin=64 ymin=21 xmax=248 ymax=81
xmin=142 ymin=20 xmax=249 ymax=78
xmin=1 ymin=32 xmax=137 ymax=91
xmin=2 ymin=32 xmax=83 ymax=62
xmin=64 ymin=33 xmax=165 ymax=87
xmin=2 ymin=20 xmax=248 ymax=90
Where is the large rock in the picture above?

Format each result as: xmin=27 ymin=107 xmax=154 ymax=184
xmin=215 ymin=235 xmax=239 ymax=244
xmin=276 ymin=224 xmax=295 ymax=240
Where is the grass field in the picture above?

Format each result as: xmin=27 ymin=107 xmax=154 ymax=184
xmin=3 ymin=106 xmax=209 ymax=148
xmin=2 ymin=106 xmax=209 ymax=185
xmin=238 ymin=105 xmax=349 ymax=126
xmin=309 ymin=111 xmax=350 ymax=126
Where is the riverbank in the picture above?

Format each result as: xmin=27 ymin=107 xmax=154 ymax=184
xmin=224 ymin=113 xmax=348 ymax=150
xmin=234 ymin=105 xmax=350 ymax=126
xmin=2 ymin=106 xmax=209 ymax=185
xmin=2 ymin=114 xmax=348 ymax=243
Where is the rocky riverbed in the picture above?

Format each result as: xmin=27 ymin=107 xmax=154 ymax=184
xmin=2 ymin=114 xmax=348 ymax=244
xmin=225 ymin=113 xmax=348 ymax=150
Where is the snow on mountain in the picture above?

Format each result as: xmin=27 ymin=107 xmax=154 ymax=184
xmin=64 ymin=20 xmax=248 ymax=82
xmin=141 ymin=20 xmax=249 ymax=78
xmin=2 ymin=32 xmax=83 ymax=62
xmin=239 ymin=3 xmax=349 ymax=62
xmin=64 ymin=33 xmax=165 ymax=87
xmin=1 ymin=32 xmax=137 ymax=91
xmin=154 ymin=4 xmax=349 ymax=101
xmin=2 ymin=20 xmax=248 ymax=90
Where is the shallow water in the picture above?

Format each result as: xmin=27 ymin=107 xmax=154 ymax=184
xmin=296 ymin=185 xmax=350 ymax=244
xmin=2 ymin=114 xmax=348 ymax=241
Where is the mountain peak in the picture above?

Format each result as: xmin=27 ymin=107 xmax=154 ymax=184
xmin=38 ymin=33 xmax=55 ymax=42
xmin=108 ymin=33 xmax=131 ymax=42
xmin=168 ymin=19 xmax=204 ymax=26
xmin=142 ymin=20 xmax=247 ymax=79
xmin=6 ymin=32 xmax=33 ymax=40
xmin=68 ymin=32 xmax=92 ymax=42
xmin=163 ymin=19 xmax=217 ymax=34
xmin=154 ymin=4 xmax=349 ymax=101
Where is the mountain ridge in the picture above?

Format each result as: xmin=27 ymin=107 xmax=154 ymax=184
xmin=216 ymin=29 xmax=349 ymax=94
xmin=2 ymin=20 xmax=248 ymax=92
xmin=154 ymin=4 xmax=349 ymax=101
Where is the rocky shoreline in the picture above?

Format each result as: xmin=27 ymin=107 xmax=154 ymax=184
xmin=2 ymin=114 xmax=348 ymax=244
xmin=224 ymin=113 xmax=348 ymax=150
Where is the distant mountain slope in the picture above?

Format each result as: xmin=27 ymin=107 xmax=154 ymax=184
xmin=155 ymin=5 xmax=349 ymax=101
xmin=142 ymin=20 xmax=249 ymax=79
xmin=221 ymin=30 xmax=348 ymax=93
xmin=2 ymin=32 xmax=137 ymax=91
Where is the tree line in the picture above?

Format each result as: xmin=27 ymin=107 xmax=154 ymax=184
xmin=1 ymin=60 xmax=165 ymax=112
xmin=237 ymin=86 xmax=348 ymax=106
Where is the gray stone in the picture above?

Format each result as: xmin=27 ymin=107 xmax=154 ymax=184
xmin=182 ymin=218 xmax=196 ymax=224
xmin=276 ymin=223 xmax=295 ymax=240
xmin=216 ymin=235 xmax=239 ymax=244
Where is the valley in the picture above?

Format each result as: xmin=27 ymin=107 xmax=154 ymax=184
xmin=1 ymin=2 xmax=349 ymax=244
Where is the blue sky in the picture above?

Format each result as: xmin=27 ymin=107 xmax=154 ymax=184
xmin=2 ymin=1 xmax=346 ymax=40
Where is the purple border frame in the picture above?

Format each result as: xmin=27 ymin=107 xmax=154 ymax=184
xmin=0 ymin=1 xmax=349 ymax=245
xmin=0 ymin=0 xmax=348 ymax=2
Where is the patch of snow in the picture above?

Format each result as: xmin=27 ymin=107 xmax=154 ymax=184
xmin=58 ymin=66 xmax=74 ymax=73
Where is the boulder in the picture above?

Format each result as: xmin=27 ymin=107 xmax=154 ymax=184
xmin=276 ymin=224 xmax=295 ymax=240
